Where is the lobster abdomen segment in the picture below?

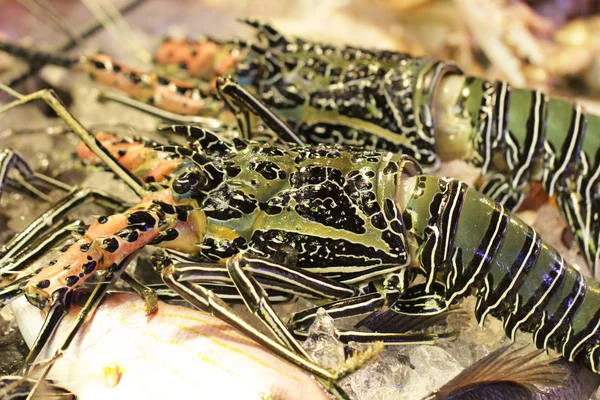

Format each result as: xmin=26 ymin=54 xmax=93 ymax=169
xmin=401 ymin=175 xmax=600 ymax=372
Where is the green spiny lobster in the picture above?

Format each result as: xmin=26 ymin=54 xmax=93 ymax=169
xmin=1 ymin=75 xmax=600 ymax=398
xmin=153 ymin=21 xmax=600 ymax=279
xmin=2 ymin=21 xmax=597 ymax=281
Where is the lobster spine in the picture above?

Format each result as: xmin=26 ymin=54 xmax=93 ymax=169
xmin=401 ymin=174 xmax=600 ymax=372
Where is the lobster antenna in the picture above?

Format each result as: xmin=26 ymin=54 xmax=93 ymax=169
xmin=15 ymin=0 xmax=88 ymax=53
xmin=80 ymin=0 xmax=152 ymax=63
xmin=8 ymin=0 xmax=149 ymax=88
xmin=0 ymin=41 xmax=80 ymax=69
xmin=0 ymin=82 xmax=24 ymax=100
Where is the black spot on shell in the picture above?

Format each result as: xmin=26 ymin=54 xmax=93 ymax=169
xmin=127 ymin=211 xmax=156 ymax=232
xmin=80 ymin=243 xmax=91 ymax=253
xmin=65 ymin=275 xmax=79 ymax=287
xmin=384 ymin=199 xmax=396 ymax=221
xmin=249 ymin=161 xmax=284 ymax=181
xmin=149 ymin=228 xmax=180 ymax=245
xmin=118 ymin=229 xmax=139 ymax=243
xmin=402 ymin=211 xmax=413 ymax=231
xmin=82 ymin=260 xmax=97 ymax=275
xmin=36 ymin=280 xmax=50 ymax=289
xmin=102 ymin=238 xmax=119 ymax=253
xmin=154 ymin=200 xmax=176 ymax=214
xmin=92 ymin=60 xmax=107 ymax=70
xmin=226 ymin=164 xmax=242 ymax=177
xmin=370 ymin=214 xmax=386 ymax=229
xmin=390 ymin=220 xmax=403 ymax=234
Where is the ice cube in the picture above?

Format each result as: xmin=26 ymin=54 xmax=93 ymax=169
xmin=302 ymin=308 xmax=345 ymax=370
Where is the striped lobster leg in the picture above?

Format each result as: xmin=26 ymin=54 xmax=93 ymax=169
xmin=152 ymin=251 xmax=381 ymax=400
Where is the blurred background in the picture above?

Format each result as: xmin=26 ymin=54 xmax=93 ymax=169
xmin=3 ymin=0 xmax=600 ymax=98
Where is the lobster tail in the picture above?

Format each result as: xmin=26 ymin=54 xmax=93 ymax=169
xmin=436 ymin=71 xmax=600 ymax=273
xmin=400 ymin=174 xmax=600 ymax=372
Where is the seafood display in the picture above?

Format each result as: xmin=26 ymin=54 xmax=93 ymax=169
xmin=3 ymin=1 xmax=600 ymax=399
xmin=148 ymin=22 xmax=600 ymax=280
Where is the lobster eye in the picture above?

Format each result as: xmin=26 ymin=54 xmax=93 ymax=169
xmin=235 ymin=60 xmax=263 ymax=86
xmin=172 ymin=171 xmax=207 ymax=197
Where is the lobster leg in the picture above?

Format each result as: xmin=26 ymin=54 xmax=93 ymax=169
xmin=155 ymin=253 xmax=380 ymax=395
xmin=0 ymin=86 xmax=147 ymax=198
xmin=0 ymin=148 xmax=82 ymax=202
xmin=0 ymin=273 xmax=35 ymax=308
xmin=97 ymin=90 xmax=224 ymax=130
xmin=1 ymin=261 xmax=131 ymax=399
xmin=226 ymin=253 xmax=318 ymax=355
xmin=288 ymin=293 xmax=390 ymax=333
xmin=20 ymin=290 xmax=72 ymax=375
xmin=227 ymin=253 xmax=449 ymax=345
xmin=0 ymin=187 xmax=125 ymax=271
xmin=147 ymin=250 xmax=301 ymax=303
xmin=1 ymin=219 xmax=85 ymax=280
xmin=146 ymin=282 xmax=294 ymax=304
xmin=0 ymin=376 xmax=74 ymax=399
xmin=22 ymin=267 xmax=120 ymax=397
xmin=163 ymin=250 xmax=356 ymax=300
xmin=4 ymin=176 xmax=50 ymax=202
xmin=215 ymin=76 xmax=305 ymax=146
xmin=0 ymin=149 xmax=37 ymax=199
xmin=120 ymin=271 xmax=158 ymax=315
xmin=225 ymin=254 xmax=359 ymax=399
xmin=556 ymin=190 xmax=600 ymax=277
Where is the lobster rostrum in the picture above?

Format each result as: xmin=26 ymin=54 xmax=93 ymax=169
xmin=152 ymin=21 xmax=600 ymax=279
xmin=2 ymin=80 xmax=600 ymax=387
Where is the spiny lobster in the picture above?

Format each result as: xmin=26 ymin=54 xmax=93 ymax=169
xmin=0 ymin=73 xmax=600 ymax=400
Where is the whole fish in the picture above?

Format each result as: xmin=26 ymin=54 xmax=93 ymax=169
xmin=10 ymin=293 xmax=330 ymax=400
